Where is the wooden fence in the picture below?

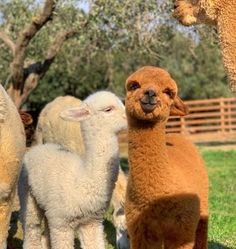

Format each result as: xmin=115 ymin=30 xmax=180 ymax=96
xmin=167 ymin=97 xmax=236 ymax=142
xmin=119 ymin=97 xmax=236 ymax=144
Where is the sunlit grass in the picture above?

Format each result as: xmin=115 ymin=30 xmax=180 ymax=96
xmin=202 ymin=150 xmax=236 ymax=249
xmin=8 ymin=150 xmax=236 ymax=249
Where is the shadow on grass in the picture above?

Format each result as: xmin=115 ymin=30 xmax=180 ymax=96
xmin=197 ymin=141 xmax=236 ymax=147
xmin=7 ymin=212 xmax=23 ymax=249
xmin=208 ymin=241 xmax=233 ymax=249
xmin=120 ymin=157 xmax=129 ymax=173
xmin=104 ymin=219 xmax=117 ymax=248
xmin=75 ymin=238 xmax=81 ymax=249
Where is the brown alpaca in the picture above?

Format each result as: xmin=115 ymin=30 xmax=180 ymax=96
xmin=124 ymin=66 xmax=208 ymax=249
xmin=173 ymin=0 xmax=236 ymax=92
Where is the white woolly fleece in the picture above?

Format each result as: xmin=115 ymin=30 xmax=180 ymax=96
xmin=34 ymin=91 xmax=129 ymax=249
xmin=19 ymin=90 xmax=127 ymax=249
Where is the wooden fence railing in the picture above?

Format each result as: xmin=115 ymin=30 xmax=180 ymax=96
xmin=166 ymin=97 xmax=236 ymax=142
xmin=119 ymin=97 xmax=236 ymax=144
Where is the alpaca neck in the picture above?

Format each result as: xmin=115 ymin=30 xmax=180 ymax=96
xmin=82 ymin=128 xmax=120 ymax=194
xmin=128 ymin=118 xmax=175 ymax=200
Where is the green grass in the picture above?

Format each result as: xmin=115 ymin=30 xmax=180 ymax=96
xmin=202 ymin=150 xmax=236 ymax=249
xmin=7 ymin=150 xmax=236 ymax=249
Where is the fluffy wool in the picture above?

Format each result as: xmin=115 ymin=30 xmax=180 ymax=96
xmin=110 ymin=169 xmax=129 ymax=249
xmin=173 ymin=0 xmax=236 ymax=92
xmin=19 ymin=91 xmax=127 ymax=249
xmin=0 ymin=84 xmax=26 ymax=249
xmin=124 ymin=66 xmax=209 ymax=249
xmin=34 ymin=95 xmax=129 ymax=249
xmin=35 ymin=96 xmax=84 ymax=154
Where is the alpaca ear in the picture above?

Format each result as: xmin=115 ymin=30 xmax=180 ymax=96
xmin=60 ymin=104 xmax=91 ymax=122
xmin=170 ymin=96 xmax=189 ymax=116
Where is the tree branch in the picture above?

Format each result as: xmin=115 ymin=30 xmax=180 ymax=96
xmin=0 ymin=30 xmax=16 ymax=55
xmin=10 ymin=0 xmax=57 ymax=89
xmin=23 ymin=29 xmax=78 ymax=79
xmin=15 ymin=29 xmax=78 ymax=108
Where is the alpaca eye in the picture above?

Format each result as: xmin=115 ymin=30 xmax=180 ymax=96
xmin=163 ymin=88 xmax=175 ymax=99
xmin=129 ymin=82 xmax=140 ymax=91
xmin=103 ymin=107 xmax=113 ymax=112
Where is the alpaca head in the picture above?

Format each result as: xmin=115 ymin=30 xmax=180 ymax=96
xmin=173 ymin=0 xmax=217 ymax=26
xmin=60 ymin=91 xmax=127 ymax=134
xmin=125 ymin=66 xmax=188 ymax=123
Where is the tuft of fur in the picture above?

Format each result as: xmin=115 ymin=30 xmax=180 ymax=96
xmin=19 ymin=91 xmax=127 ymax=249
xmin=124 ymin=67 xmax=209 ymax=249
xmin=173 ymin=0 xmax=236 ymax=92
xmin=0 ymin=84 xmax=26 ymax=249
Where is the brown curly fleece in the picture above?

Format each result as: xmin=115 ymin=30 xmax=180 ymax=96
xmin=124 ymin=66 xmax=209 ymax=249
xmin=173 ymin=0 xmax=236 ymax=92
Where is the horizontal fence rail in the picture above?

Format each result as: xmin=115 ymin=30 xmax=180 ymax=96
xmin=119 ymin=97 xmax=236 ymax=144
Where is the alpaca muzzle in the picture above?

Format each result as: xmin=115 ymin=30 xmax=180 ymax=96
xmin=140 ymin=89 xmax=159 ymax=113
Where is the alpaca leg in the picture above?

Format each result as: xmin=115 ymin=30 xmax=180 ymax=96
xmin=0 ymin=203 xmax=12 ymax=249
xmin=21 ymin=192 xmax=44 ymax=249
xmin=77 ymin=221 xmax=105 ymax=249
xmin=49 ymin=225 xmax=74 ymax=249
xmin=113 ymin=207 xmax=129 ymax=249
xmin=193 ymin=216 xmax=208 ymax=249
xmin=41 ymin=218 xmax=50 ymax=249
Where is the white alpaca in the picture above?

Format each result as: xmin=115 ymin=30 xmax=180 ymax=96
xmin=0 ymin=84 xmax=25 ymax=249
xmin=35 ymin=95 xmax=129 ymax=249
xmin=19 ymin=91 xmax=127 ymax=249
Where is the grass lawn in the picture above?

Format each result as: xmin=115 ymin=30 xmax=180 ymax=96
xmin=8 ymin=150 xmax=236 ymax=249
xmin=202 ymin=150 xmax=236 ymax=249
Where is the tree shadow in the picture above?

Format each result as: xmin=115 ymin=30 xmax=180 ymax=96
xmin=208 ymin=241 xmax=233 ymax=249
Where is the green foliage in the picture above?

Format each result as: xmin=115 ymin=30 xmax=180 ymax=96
xmin=0 ymin=0 xmax=232 ymax=110
xmin=159 ymin=26 xmax=231 ymax=100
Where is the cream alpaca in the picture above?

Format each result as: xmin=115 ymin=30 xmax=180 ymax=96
xmin=110 ymin=169 xmax=129 ymax=249
xmin=19 ymin=91 xmax=127 ymax=249
xmin=173 ymin=0 xmax=236 ymax=92
xmin=124 ymin=67 xmax=209 ymax=249
xmin=0 ymin=84 xmax=25 ymax=249
xmin=35 ymin=95 xmax=129 ymax=249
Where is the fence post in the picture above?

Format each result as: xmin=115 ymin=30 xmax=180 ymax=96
xmin=220 ymin=98 xmax=225 ymax=133
xmin=227 ymin=100 xmax=232 ymax=132
xmin=180 ymin=117 xmax=186 ymax=134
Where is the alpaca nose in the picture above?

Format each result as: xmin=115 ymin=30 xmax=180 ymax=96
xmin=140 ymin=89 xmax=159 ymax=113
xmin=144 ymin=89 xmax=156 ymax=97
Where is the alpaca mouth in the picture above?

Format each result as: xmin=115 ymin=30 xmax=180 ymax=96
xmin=140 ymin=98 xmax=159 ymax=113
xmin=141 ymin=102 xmax=157 ymax=113
xmin=140 ymin=92 xmax=160 ymax=113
